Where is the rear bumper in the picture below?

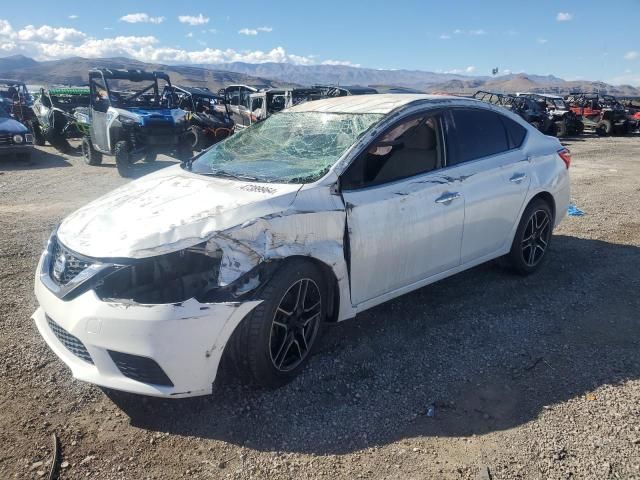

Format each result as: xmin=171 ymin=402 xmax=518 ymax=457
xmin=33 ymin=254 xmax=261 ymax=398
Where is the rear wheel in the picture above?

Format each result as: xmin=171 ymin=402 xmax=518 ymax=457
xmin=46 ymin=131 xmax=71 ymax=153
xmin=143 ymin=152 xmax=157 ymax=163
xmin=506 ymin=199 xmax=553 ymax=275
xmin=226 ymin=259 xmax=326 ymax=387
xmin=188 ymin=125 xmax=207 ymax=150
xmin=555 ymin=121 xmax=567 ymax=138
xmin=114 ymin=140 xmax=133 ymax=177
xmin=176 ymin=139 xmax=193 ymax=162
xmin=81 ymin=136 xmax=102 ymax=166
xmin=31 ymin=122 xmax=46 ymax=146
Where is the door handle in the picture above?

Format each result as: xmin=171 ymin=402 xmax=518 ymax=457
xmin=509 ymin=173 xmax=527 ymax=183
xmin=435 ymin=192 xmax=462 ymax=205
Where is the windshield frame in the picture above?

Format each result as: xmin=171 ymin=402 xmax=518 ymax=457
xmin=188 ymin=110 xmax=386 ymax=185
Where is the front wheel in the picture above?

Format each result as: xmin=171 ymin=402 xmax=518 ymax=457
xmin=506 ymin=200 xmax=554 ymax=275
xmin=114 ymin=140 xmax=133 ymax=177
xmin=81 ymin=137 xmax=102 ymax=166
xmin=226 ymin=260 xmax=326 ymax=387
xmin=596 ymin=119 xmax=612 ymax=136
xmin=31 ymin=122 xmax=46 ymax=146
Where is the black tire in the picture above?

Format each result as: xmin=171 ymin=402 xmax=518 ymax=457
xmin=555 ymin=121 xmax=567 ymax=138
xmin=81 ymin=137 xmax=102 ymax=166
xmin=227 ymin=259 xmax=327 ymax=387
xmin=114 ymin=140 xmax=133 ymax=177
xmin=596 ymin=119 xmax=612 ymax=136
xmin=188 ymin=126 xmax=207 ymax=150
xmin=176 ymin=139 xmax=193 ymax=162
xmin=575 ymin=121 xmax=585 ymax=135
xmin=44 ymin=128 xmax=71 ymax=153
xmin=506 ymin=199 xmax=554 ymax=275
xmin=31 ymin=122 xmax=46 ymax=146
xmin=143 ymin=152 xmax=157 ymax=163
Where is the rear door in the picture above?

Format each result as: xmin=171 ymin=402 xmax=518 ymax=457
xmin=445 ymin=108 xmax=531 ymax=263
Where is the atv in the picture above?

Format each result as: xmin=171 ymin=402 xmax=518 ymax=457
xmin=0 ymin=79 xmax=41 ymax=144
xmin=473 ymin=90 xmax=553 ymax=133
xmin=564 ymin=93 xmax=628 ymax=136
xmin=83 ymin=69 xmax=192 ymax=177
xmin=31 ymin=87 xmax=91 ymax=152
xmin=165 ymin=85 xmax=234 ymax=151
xmin=621 ymin=98 xmax=640 ymax=133
xmin=517 ymin=93 xmax=584 ymax=137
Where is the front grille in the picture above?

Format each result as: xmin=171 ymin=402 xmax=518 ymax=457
xmin=0 ymin=134 xmax=12 ymax=146
xmin=46 ymin=316 xmax=93 ymax=364
xmin=50 ymin=239 xmax=93 ymax=285
xmin=108 ymin=351 xmax=174 ymax=387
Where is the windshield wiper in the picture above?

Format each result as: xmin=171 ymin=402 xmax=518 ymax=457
xmin=202 ymin=169 xmax=259 ymax=182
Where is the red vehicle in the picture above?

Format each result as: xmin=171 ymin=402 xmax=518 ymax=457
xmin=564 ymin=93 xmax=628 ymax=136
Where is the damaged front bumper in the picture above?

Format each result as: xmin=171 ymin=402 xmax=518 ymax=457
xmin=33 ymin=252 xmax=261 ymax=398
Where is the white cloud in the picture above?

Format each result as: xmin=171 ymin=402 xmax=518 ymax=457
xmin=443 ymin=66 xmax=477 ymax=75
xmin=453 ymin=29 xmax=463 ymax=34
xmin=607 ymin=72 xmax=640 ymax=86
xmin=537 ymin=38 xmax=548 ymax=44
xmin=120 ymin=13 xmax=165 ymax=24
xmin=556 ymin=12 xmax=573 ymax=22
xmin=178 ymin=14 xmax=209 ymax=26
xmin=17 ymin=25 xmax=86 ymax=43
xmin=469 ymin=29 xmax=486 ymax=36
xmin=448 ymin=28 xmax=486 ymax=36
xmin=239 ymin=26 xmax=273 ymax=36
xmin=68 ymin=15 xmax=79 ymax=20
xmin=439 ymin=34 xmax=451 ymax=40
xmin=624 ymin=51 xmax=638 ymax=60
xmin=465 ymin=65 xmax=476 ymax=73
xmin=0 ymin=19 xmax=328 ymax=67
xmin=186 ymin=32 xmax=193 ymax=38
xmin=321 ymin=59 xmax=361 ymax=67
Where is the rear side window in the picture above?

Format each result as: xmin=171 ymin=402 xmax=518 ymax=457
xmin=499 ymin=114 xmax=527 ymax=149
xmin=449 ymin=109 xmax=510 ymax=165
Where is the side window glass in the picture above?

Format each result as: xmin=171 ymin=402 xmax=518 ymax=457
xmin=239 ymin=88 xmax=251 ymax=109
xmin=227 ymin=87 xmax=240 ymax=106
xmin=342 ymin=115 xmax=442 ymax=190
xmin=449 ymin=109 xmax=509 ymax=165
xmin=90 ymin=78 xmax=109 ymax=113
xmin=499 ymin=115 xmax=527 ymax=149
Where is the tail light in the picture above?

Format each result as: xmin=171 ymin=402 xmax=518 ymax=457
xmin=558 ymin=148 xmax=571 ymax=169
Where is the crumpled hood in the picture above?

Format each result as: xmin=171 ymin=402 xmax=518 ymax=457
xmin=0 ymin=116 xmax=28 ymax=134
xmin=57 ymin=165 xmax=302 ymax=259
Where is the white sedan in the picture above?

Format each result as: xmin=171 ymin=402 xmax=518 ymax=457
xmin=33 ymin=94 xmax=570 ymax=397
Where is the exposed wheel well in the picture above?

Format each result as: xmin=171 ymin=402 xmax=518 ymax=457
xmin=277 ymin=256 xmax=340 ymax=323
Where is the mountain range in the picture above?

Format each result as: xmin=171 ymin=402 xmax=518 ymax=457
xmin=1 ymin=54 xmax=638 ymax=96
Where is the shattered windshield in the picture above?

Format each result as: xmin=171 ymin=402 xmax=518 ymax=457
xmin=190 ymin=112 xmax=384 ymax=183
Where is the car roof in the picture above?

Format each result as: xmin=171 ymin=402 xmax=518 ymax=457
xmin=288 ymin=93 xmax=464 ymax=114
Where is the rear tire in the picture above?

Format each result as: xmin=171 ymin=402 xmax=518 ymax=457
xmin=143 ymin=152 xmax=157 ymax=163
xmin=226 ymin=259 xmax=326 ymax=387
xmin=31 ymin=122 xmax=46 ymax=146
xmin=81 ymin=137 xmax=102 ymax=166
xmin=555 ymin=121 xmax=567 ymax=138
xmin=506 ymin=199 xmax=554 ymax=276
xmin=114 ymin=140 xmax=133 ymax=177
xmin=176 ymin=139 xmax=193 ymax=162
xmin=188 ymin=126 xmax=207 ymax=150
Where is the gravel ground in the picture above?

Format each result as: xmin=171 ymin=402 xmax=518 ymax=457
xmin=0 ymin=135 xmax=639 ymax=479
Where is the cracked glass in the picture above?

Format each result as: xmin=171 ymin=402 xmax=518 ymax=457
xmin=190 ymin=112 xmax=385 ymax=183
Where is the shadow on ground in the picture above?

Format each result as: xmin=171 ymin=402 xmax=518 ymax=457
xmin=106 ymin=235 xmax=640 ymax=454
xmin=0 ymin=148 xmax=72 ymax=170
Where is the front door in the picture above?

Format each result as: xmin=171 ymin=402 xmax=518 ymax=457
xmin=340 ymin=112 xmax=464 ymax=306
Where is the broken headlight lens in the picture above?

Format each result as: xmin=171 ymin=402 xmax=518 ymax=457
xmin=95 ymin=242 xmax=222 ymax=304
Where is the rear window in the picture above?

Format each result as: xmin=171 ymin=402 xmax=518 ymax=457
xmin=449 ymin=109 xmax=510 ymax=165
xmin=500 ymin=115 xmax=527 ymax=149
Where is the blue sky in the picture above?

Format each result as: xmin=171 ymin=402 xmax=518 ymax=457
xmin=1 ymin=0 xmax=639 ymax=85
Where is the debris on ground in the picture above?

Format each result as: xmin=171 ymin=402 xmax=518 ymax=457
xmin=567 ymin=203 xmax=585 ymax=216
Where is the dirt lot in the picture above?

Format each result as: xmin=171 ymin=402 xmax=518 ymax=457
xmin=1 ymin=136 xmax=639 ymax=480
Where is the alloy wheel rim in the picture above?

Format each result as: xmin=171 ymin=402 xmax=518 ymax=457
xmin=269 ymin=278 xmax=321 ymax=372
xmin=521 ymin=209 xmax=551 ymax=267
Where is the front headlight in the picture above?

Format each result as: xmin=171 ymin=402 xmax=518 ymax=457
xmin=95 ymin=242 xmax=222 ymax=304
xmin=118 ymin=115 xmax=140 ymax=126
xmin=13 ymin=134 xmax=23 ymax=144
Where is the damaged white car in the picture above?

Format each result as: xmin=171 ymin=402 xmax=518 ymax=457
xmin=33 ymin=94 xmax=571 ymax=397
